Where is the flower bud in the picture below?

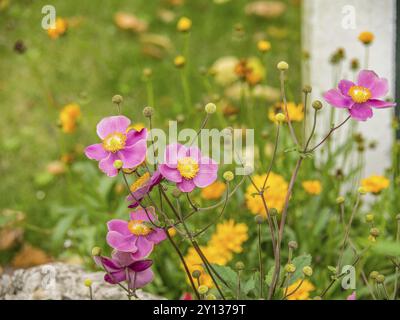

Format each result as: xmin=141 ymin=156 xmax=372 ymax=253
xmin=235 ymin=261 xmax=245 ymax=271
xmin=113 ymin=160 xmax=123 ymax=169
xmin=192 ymin=270 xmax=201 ymax=279
xmin=91 ymin=246 xmax=102 ymax=256
xmin=336 ymin=196 xmax=345 ymax=204
xmin=223 ymin=171 xmax=234 ymax=182
xmin=288 ymin=240 xmax=298 ymax=250
xmin=172 ymin=188 xmax=182 ymax=198
xmin=112 ymin=94 xmax=123 ymax=105
xmin=313 ymin=296 xmax=322 ymax=300
xmin=257 ymin=40 xmax=271 ymax=53
xmin=369 ymin=227 xmax=380 ymax=237
xmin=275 ymin=113 xmax=286 ymax=123
xmin=369 ymin=271 xmax=379 ymax=279
xmin=358 ymin=31 xmax=374 ymax=45
xmin=350 ymin=58 xmax=359 ymax=71
xmin=269 ymin=208 xmax=278 ymax=217
xmin=205 ymin=293 xmax=216 ymax=300
xmin=375 ymin=274 xmax=385 ymax=283
xmin=365 ymin=214 xmax=374 ymax=223
xmin=174 ymin=55 xmax=186 ymax=68
xmin=177 ymin=17 xmax=192 ymax=32
xmin=312 ymin=100 xmax=323 ymax=110
xmin=143 ymin=106 xmax=154 ymax=118
xmin=198 ymin=285 xmax=209 ymax=295
xmin=143 ymin=68 xmax=152 ymax=78
xmin=302 ymin=266 xmax=313 ymax=277
xmin=205 ymin=102 xmax=217 ymax=114
xmin=284 ymin=263 xmax=296 ymax=274
xmin=255 ymin=215 xmax=264 ymax=224
xmin=302 ymin=85 xmax=312 ymax=94
xmin=277 ymin=61 xmax=289 ymax=71
xmin=84 ymin=279 xmax=92 ymax=287
xmin=358 ymin=187 xmax=367 ymax=195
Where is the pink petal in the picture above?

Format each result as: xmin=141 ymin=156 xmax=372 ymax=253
xmin=128 ymin=268 xmax=154 ymax=289
xmin=323 ymin=89 xmax=354 ymax=108
xmin=131 ymin=237 xmax=154 ymax=259
xmin=370 ymin=78 xmax=389 ymax=98
xmin=338 ymin=79 xmax=355 ymax=96
xmin=106 ymin=231 xmax=137 ymax=252
xmin=349 ymin=103 xmax=373 ymax=121
xmin=85 ymin=144 xmax=108 ymax=161
xmin=96 ymin=116 xmax=131 ymax=139
xmin=193 ymin=157 xmax=218 ymax=188
xmin=99 ymin=153 xmax=119 ymax=177
xmin=117 ymin=140 xmax=147 ymax=168
xmin=368 ymin=99 xmax=396 ymax=109
xmin=177 ymin=179 xmax=196 ymax=192
xmin=105 ymin=270 xmax=126 ymax=284
xmin=357 ymin=70 xmax=378 ymax=89
xmin=93 ymin=256 xmax=121 ymax=272
xmin=159 ymin=164 xmax=183 ymax=183
xmin=111 ymin=251 xmax=136 ymax=267
xmin=187 ymin=146 xmax=202 ymax=161
xmin=146 ymin=228 xmax=167 ymax=244
xmin=126 ymin=128 xmax=147 ymax=147
xmin=107 ymin=219 xmax=130 ymax=236
xmin=129 ymin=259 xmax=153 ymax=272
xmin=164 ymin=143 xmax=187 ymax=168
xmin=130 ymin=207 xmax=156 ymax=222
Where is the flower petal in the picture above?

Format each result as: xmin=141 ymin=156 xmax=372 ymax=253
xmin=107 ymin=219 xmax=130 ymax=236
xmin=131 ymin=237 xmax=154 ymax=259
xmin=177 ymin=179 xmax=196 ymax=192
xmin=193 ymin=157 xmax=218 ymax=188
xmin=187 ymin=146 xmax=202 ymax=161
xmin=93 ymin=256 xmax=121 ymax=272
xmin=106 ymin=231 xmax=137 ymax=252
xmin=338 ymin=79 xmax=355 ymax=96
xmin=323 ymin=89 xmax=353 ymax=108
xmin=349 ymin=103 xmax=373 ymax=121
xmin=129 ymin=259 xmax=153 ymax=272
xmin=99 ymin=153 xmax=119 ymax=177
xmin=130 ymin=207 xmax=156 ymax=222
xmin=111 ymin=251 xmax=136 ymax=267
xmin=164 ymin=143 xmax=187 ymax=168
xmin=357 ymin=70 xmax=378 ymax=89
xmin=128 ymin=268 xmax=154 ymax=289
xmin=85 ymin=144 xmax=108 ymax=161
xmin=126 ymin=128 xmax=148 ymax=147
xmin=118 ymin=139 xmax=147 ymax=169
xmin=96 ymin=116 xmax=131 ymax=139
xmin=105 ymin=270 xmax=126 ymax=284
xmin=370 ymin=78 xmax=389 ymax=98
xmin=159 ymin=164 xmax=183 ymax=183
xmin=146 ymin=228 xmax=167 ymax=244
xmin=368 ymin=99 xmax=396 ymax=109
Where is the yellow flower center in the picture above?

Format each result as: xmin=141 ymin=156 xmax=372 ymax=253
xmin=130 ymin=172 xmax=150 ymax=192
xmin=348 ymin=86 xmax=371 ymax=103
xmin=177 ymin=157 xmax=199 ymax=180
xmin=102 ymin=132 xmax=127 ymax=152
xmin=127 ymin=220 xmax=152 ymax=236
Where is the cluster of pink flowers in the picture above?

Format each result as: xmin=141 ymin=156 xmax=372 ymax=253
xmin=84 ymin=115 xmax=218 ymax=290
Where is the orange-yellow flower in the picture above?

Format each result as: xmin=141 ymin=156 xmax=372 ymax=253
xmin=286 ymin=279 xmax=315 ymax=300
xmin=209 ymin=219 xmax=248 ymax=254
xmin=361 ymin=175 xmax=389 ymax=194
xmin=269 ymin=102 xmax=304 ymax=123
xmin=47 ymin=18 xmax=68 ymax=39
xmin=201 ymin=181 xmax=226 ymax=200
xmin=302 ymin=180 xmax=322 ymax=195
xmin=59 ymin=103 xmax=81 ymax=134
xmin=245 ymin=173 xmax=288 ymax=215
xmin=358 ymin=31 xmax=374 ymax=45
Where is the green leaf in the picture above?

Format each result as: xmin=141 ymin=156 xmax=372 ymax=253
xmin=210 ymin=264 xmax=237 ymax=289
xmin=51 ymin=212 xmax=77 ymax=248
xmin=286 ymin=254 xmax=312 ymax=286
xmin=265 ymin=265 xmax=276 ymax=286
xmin=369 ymin=240 xmax=400 ymax=257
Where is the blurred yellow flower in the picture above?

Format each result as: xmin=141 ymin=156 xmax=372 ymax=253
xmin=59 ymin=103 xmax=81 ymax=134
xmin=268 ymin=102 xmax=304 ymax=123
xmin=361 ymin=175 xmax=389 ymax=194
xmin=286 ymin=279 xmax=315 ymax=300
xmin=245 ymin=173 xmax=288 ymax=215
xmin=234 ymin=57 xmax=265 ymax=86
xmin=201 ymin=181 xmax=226 ymax=200
xmin=209 ymin=219 xmax=248 ymax=254
xmin=167 ymin=227 xmax=177 ymax=237
xmin=257 ymin=40 xmax=271 ymax=53
xmin=47 ymin=18 xmax=68 ymax=39
xmin=358 ymin=31 xmax=374 ymax=45
xmin=177 ymin=16 xmax=192 ymax=32
xmin=302 ymin=180 xmax=322 ymax=195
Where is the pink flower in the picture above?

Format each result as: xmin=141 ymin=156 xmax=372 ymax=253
xmin=94 ymin=251 xmax=153 ymax=290
xmin=127 ymin=170 xmax=163 ymax=208
xmin=85 ymin=116 xmax=148 ymax=177
xmin=106 ymin=206 xmax=166 ymax=259
xmin=323 ymin=70 xmax=396 ymax=121
xmin=159 ymin=143 xmax=218 ymax=192
xmin=346 ymin=291 xmax=356 ymax=300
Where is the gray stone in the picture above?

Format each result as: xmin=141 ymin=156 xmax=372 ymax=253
xmin=0 ymin=263 xmax=164 ymax=300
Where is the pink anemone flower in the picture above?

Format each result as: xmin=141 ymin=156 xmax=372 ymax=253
xmin=106 ymin=206 xmax=166 ymax=259
xmin=159 ymin=143 xmax=218 ymax=192
xmin=85 ymin=116 xmax=148 ymax=177
xmin=127 ymin=170 xmax=163 ymax=208
xmin=323 ymin=70 xmax=396 ymax=121
xmin=94 ymin=251 xmax=153 ymax=290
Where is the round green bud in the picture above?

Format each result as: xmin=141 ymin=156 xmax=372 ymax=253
xmin=369 ymin=271 xmax=379 ymax=279
xmin=313 ymin=296 xmax=322 ymax=300
xmin=255 ymin=215 xmax=265 ymax=224
xmin=112 ymin=95 xmax=123 ymax=105
xmin=223 ymin=171 xmax=234 ymax=182
xmin=91 ymin=246 xmax=102 ymax=257
xmin=375 ymin=274 xmax=385 ymax=283
xmin=198 ymin=285 xmax=209 ymax=295
xmin=143 ymin=106 xmax=154 ymax=118
xmin=369 ymin=227 xmax=380 ymax=237
xmin=192 ymin=270 xmax=201 ymax=279
xmin=284 ymin=263 xmax=296 ymax=273
xmin=269 ymin=208 xmax=278 ymax=217
xmin=113 ymin=160 xmax=123 ymax=169
xmin=336 ymin=196 xmax=345 ymax=204
xmin=176 ymin=114 xmax=185 ymax=123
xmin=205 ymin=293 xmax=216 ymax=300
xmin=358 ymin=187 xmax=367 ymax=195
xmin=303 ymin=85 xmax=312 ymax=94
xmin=84 ymin=279 xmax=92 ymax=287
xmin=365 ymin=214 xmax=374 ymax=223
xmin=143 ymin=68 xmax=152 ymax=78
xmin=277 ymin=61 xmax=289 ymax=71
xmin=205 ymin=103 xmax=217 ymax=114
xmin=235 ymin=261 xmax=245 ymax=271
xmin=288 ymin=240 xmax=298 ymax=250
xmin=302 ymin=266 xmax=313 ymax=277
xmin=171 ymin=188 xmax=182 ymax=198
xmin=275 ymin=113 xmax=286 ymax=122
xmin=312 ymin=100 xmax=323 ymax=110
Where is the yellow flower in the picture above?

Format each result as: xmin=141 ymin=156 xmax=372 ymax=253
xmin=177 ymin=17 xmax=192 ymax=32
xmin=47 ymin=18 xmax=68 ymax=39
xmin=201 ymin=181 xmax=226 ymax=200
xmin=209 ymin=219 xmax=248 ymax=254
xmin=286 ymin=279 xmax=315 ymax=300
xmin=59 ymin=103 xmax=81 ymax=134
xmin=302 ymin=180 xmax=322 ymax=195
xmin=245 ymin=173 xmax=288 ymax=215
xmin=257 ymin=40 xmax=271 ymax=53
xmin=167 ymin=227 xmax=177 ymax=237
xmin=358 ymin=31 xmax=374 ymax=45
xmin=268 ymin=102 xmax=304 ymax=123
xmin=361 ymin=175 xmax=389 ymax=194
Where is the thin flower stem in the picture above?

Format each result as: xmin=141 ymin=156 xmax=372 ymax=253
xmin=393 ymin=219 xmax=400 ymax=300
xmin=236 ymin=270 xmax=241 ymax=300
xmin=283 ymin=278 xmax=304 ymax=300
xmin=262 ymin=124 xmax=281 ymax=190
xmin=260 ymin=195 xmax=277 ymax=259
xmin=88 ymin=286 xmax=93 ymax=300
xmin=361 ymin=270 xmax=377 ymax=300
xmin=304 ymin=109 xmax=318 ymax=151
xmin=302 ymin=91 xmax=309 ymax=149
xmin=189 ymin=114 xmax=210 ymax=147
xmin=258 ymin=223 xmax=263 ymax=299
